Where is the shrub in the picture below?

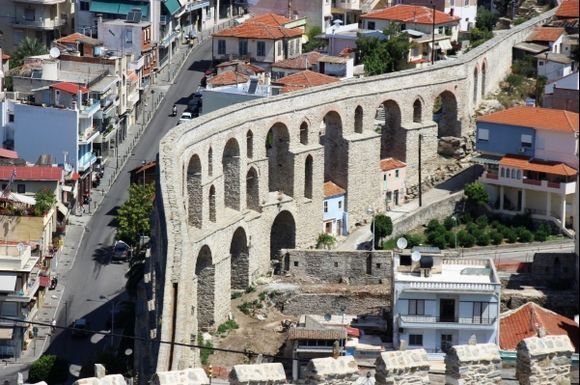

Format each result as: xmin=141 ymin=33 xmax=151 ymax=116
xmin=457 ymin=230 xmax=475 ymax=248
xmin=29 ymin=355 xmax=69 ymax=384
xmin=463 ymin=213 xmax=473 ymax=224
xmin=432 ymin=234 xmax=448 ymax=249
xmin=467 ymin=223 xmax=479 ymax=235
xmin=534 ymin=230 xmax=548 ymax=242
xmin=476 ymin=231 xmax=491 ymax=246
xmin=217 ymin=319 xmax=239 ymax=335
xmin=427 ymin=219 xmax=441 ymax=232
xmin=245 ymin=285 xmax=256 ymax=293
xmin=443 ymin=216 xmax=457 ymax=230
xmin=316 ymin=233 xmax=336 ymax=249
xmin=490 ymin=230 xmax=503 ymax=245
xmin=231 ymin=291 xmax=243 ymax=300
xmin=490 ymin=220 xmax=501 ymax=229
xmin=198 ymin=335 xmax=214 ymax=365
xmin=518 ymin=229 xmax=534 ymax=243
xmin=404 ymin=233 xmax=424 ymax=248
xmin=464 ymin=182 xmax=489 ymax=205
xmin=476 ymin=215 xmax=489 ymax=228
xmin=445 ymin=231 xmax=457 ymax=248
xmin=504 ymin=228 xmax=518 ymax=243
xmin=512 ymin=212 xmax=533 ymax=229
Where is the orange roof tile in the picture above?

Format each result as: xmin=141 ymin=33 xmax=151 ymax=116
xmin=556 ymin=0 xmax=579 ymax=18
xmin=499 ymin=155 xmax=577 ymax=176
xmin=213 ymin=21 xmax=303 ymax=40
xmin=207 ymin=70 xmax=250 ymax=86
xmin=273 ymin=52 xmax=325 ymax=70
xmin=50 ymin=82 xmax=90 ymax=94
xmin=1 ymin=53 xmax=10 ymax=60
xmin=500 ymin=302 xmax=579 ymax=352
xmin=528 ymin=27 xmax=565 ymax=42
xmin=324 ymin=181 xmax=346 ymax=198
xmin=127 ymin=70 xmax=138 ymax=82
xmin=216 ymin=60 xmax=265 ymax=75
xmin=361 ymin=5 xmax=460 ymax=25
xmin=380 ymin=157 xmax=407 ymax=171
xmin=274 ymin=70 xmax=339 ymax=93
xmin=56 ymin=32 xmax=101 ymax=46
xmin=249 ymin=13 xmax=293 ymax=26
xmin=477 ymin=106 xmax=579 ymax=133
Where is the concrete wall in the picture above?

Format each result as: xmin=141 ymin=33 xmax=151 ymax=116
xmin=476 ymin=122 xmax=536 ymax=157
xmin=535 ymin=129 xmax=578 ymax=168
xmin=151 ymin=9 xmax=556 ymax=373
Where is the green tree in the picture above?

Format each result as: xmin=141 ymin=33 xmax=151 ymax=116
xmin=317 ymin=233 xmax=336 ymax=249
xmin=476 ymin=231 xmax=491 ymax=246
xmin=116 ymin=183 xmax=155 ymax=246
xmin=34 ymin=188 xmax=57 ymax=216
xmin=372 ymin=214 xmax=393 ymax=248
xmin=475 ymin=7 xmax=497 ymax=31
xmin=29 ymin=355 xmax=69 ymax=384
xmin=303 ymin=26 xmax=325 ymax=52
xmin=489 ymin=230 xmax=503 ymax=245
xmin=535 ymin=75 xmax=547 ymax=106
xmin=464 ymin=182 xmax=489 ymax=214
xmin=357 ymin=25 xmax=412 ymax=75
xmin=10 ymin=37 xmax=48 ymax=68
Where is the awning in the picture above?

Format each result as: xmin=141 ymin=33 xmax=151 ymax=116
xmin=39 ymin=276 xmax=51 ymax=288
xmin=90 ymin=0 xmax=149 ymax=18
xmin=438 ymin=40 xmax=453 ymax=50
xmin=1 ymin=192 xmax=36 ymax=205
xmin=471 ymin=154 xmax=502 ymax=165
xmin=0 ymin=328 xmax=14 ymax=340
xmin=57 ymin=202 xmax=69 ymax=217
xmin=163 ymin=0 xmax=182 ymax=15
xmin=62 ymin=185 xmax=73 ymax=192
xmin=0 ymin=274 xmax=18 ymax=292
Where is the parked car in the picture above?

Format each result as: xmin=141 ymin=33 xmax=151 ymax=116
xmin=187 ymin=92 xmax=202 ymax=116
xmin=71 ymin=318 xmax=90 ymax=337
xmin=178 ymin=112 xmax=194 ymax=124
xmin=113 ymin=240 xmax=131 ymax=261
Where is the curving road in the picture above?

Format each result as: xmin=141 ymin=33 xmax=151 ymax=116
xmin=42 ymin=40 xmax=212 ymax=381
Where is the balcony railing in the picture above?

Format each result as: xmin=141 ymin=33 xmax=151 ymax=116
xmin=404 ymin=281 xmax=498 ymax=292
xmin=523 ymin=178 xmax=541 ymax=186
xmin=486 ymin=172 xmax=498 ymax=180
xmin=12 ymin=17 xmax=66 ymax=29
xmin=547 ymin=181 xmax=561 ymax=189
xmin=400 ymin=315 xmax=496 ymax=325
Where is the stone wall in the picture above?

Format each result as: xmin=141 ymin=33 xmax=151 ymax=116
xmin=444 ymin=343 xmax=502 ymax=385
xmin=150 ymin=368 xmax=209 ymax=385
xmin=281 ymin=292 xmax=389 ymax=316
xmin=375 ymin=349 xmax=430 ymax=385
xmin=303 ymin=356 xmax=359 ymax=385
xmin=531 ymin=252 xmax=577 ymax=289
xmin=283 ymin=250 xmax=392 ymax=284
xmin=229 ymin=363 xmax=287 ymax=385
xmin=516 ymin=335 xmax=575 ymax=385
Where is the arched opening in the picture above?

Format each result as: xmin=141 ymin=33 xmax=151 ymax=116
xmin=304 ymin=155 xmax=313 ymax=199
xmin=246 ymin=167 xmax=260 ymax=211
xmin=320 ymin=111 xmax=348 ymax=193
xmin=187 ymin=154 xmax=202 ymax=228
xmin=196 ymin=245 xmax=214 ymax=328
xmin=266 ymin=123 xmax=294 ymax=197
xmin=433 ymin=91 xmax=459 ymax=137
xmin=209 ymin=185 xmax=216 ymax=222
xmin=270 ymin=210 xmax=296 ymax=261
xmin=208 ymin=147 xmax=213 ymax=176
xmin=376 ymin=100 xmax=405 ymax=161
xmin=300 ymin=122 xmax=309 ymax=145
xmin=473 ymin=67 xmax=478 ymax=104
xmin=354 ymin=105 xmax=363 ymax=133
xmin=246 ymin=130 xmax=254 ymax=158
xmin=222 ymin=138 xmax=240 ymax=210
xmin=413 ymin=99 xmax=422 ymax=123
xmin=230 ymin=227 xmax=249 ymax=290
xmin=481 ymin=62 xmax=487 ymax=99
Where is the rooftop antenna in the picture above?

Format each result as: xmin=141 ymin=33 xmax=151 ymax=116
xmin=288 ymin=0 xmax=292 ymax=19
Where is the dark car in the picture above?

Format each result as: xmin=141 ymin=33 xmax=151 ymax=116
xmin=187 ymin=92 xmax=202 ymax=116
xmin=71 ymin=318 xmax=90 ymax=337
xmin=113 ymin=241 xmax=131 ymax=261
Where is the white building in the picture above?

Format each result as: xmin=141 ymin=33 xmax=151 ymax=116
xmin=535 ymin=52 xmax=573 ymax=82
xmin=392 ymin=250 xmax=501 ymax=353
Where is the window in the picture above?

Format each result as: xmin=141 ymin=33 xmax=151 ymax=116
xmin=17 ymin=184 xmax=25 ymax=193
xmin=338 ymin=201 xmax=342 ymax=209
xmin=24 ymin=9 xmax=35 ymax=21
xmin=383 ymin=175 xmax=387 ymax=181
xmin=539 ymin=61 xmax=544 ymax=66
xmin=473 ymin=302 xmax=490 ymax=324
xmin=277 ymin=41 xmax=283 ymax=55
xmin=376 ymin=263 xmax=381 ymax=269
xmin=450 ymin=0 xmax=455 ymax=5
xmin=294 ymin=261 xmax=299 ymax=267
xmin=1 ymin=184 xmax=6 ymax=190
xmin=334 ymin=262 xmax=339 ymax=267
xmin=412 ymin=48 xmax=419 ymax=57
xmin=408 ymin=299 xmax=425 ymax=315
xmin=395 ymin=170 xmax=399 ymax=178
xmin=238 ymin=40 xmax=248 ymax=56
xmin=500 ymin=168 xmax=505 ymax=178
xmin=257 ymin=41 xmax=266 ymax=57
xmin=324 ymin=201 xmax=328 ymax=213
xmin=217 ymin=39 xmax=226 ymax=55
xmin=8 ymin=113 xmax=14 ymax=122
xmin=521 ymin=134 xmax=532 ymax=148
xmin=367 ymin=21 xmax=376 ymax=30
xmin=125 ymin=29 xmax=132 ymax=44
xmin=478 ymin=128 xmax=489 ymax=141
xmin=409 ymin=334 xmax=423 ymax=345
xmin=80 ymin=0 xmax=89 ymax=10
xmin=511 ymin=169 xmax=516 ymax=178
xmin=516 ymin=169 xmax=521 ymax=179
xmin=464 ymin=0 xmax=469 ymax=6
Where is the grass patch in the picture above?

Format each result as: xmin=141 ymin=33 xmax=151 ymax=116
xmin=198 ymin=335 xmax=214 ymax=365
xmin=238 ymin=299 xmax=263 ymax=316
xmin=216 ymin=319 xmax=239 ymax=336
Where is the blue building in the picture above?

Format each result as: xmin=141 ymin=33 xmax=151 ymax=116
xmin=323 ymin=181 xmax=348 ymax=236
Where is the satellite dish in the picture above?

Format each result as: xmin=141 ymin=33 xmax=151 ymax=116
xmin=16 ymin=242 xmax=25 ymax=254
xmin=324 ymin=313 xmax=332 ymax=321
xmin=411 ymin=251 xmax=421 ymax=263
xmin=49 ymin=47 xmax=61 ymax=59
xmin=396 ymin=237 xmax=408 ymax=250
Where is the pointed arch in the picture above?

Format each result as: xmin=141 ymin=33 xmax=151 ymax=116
xmin=208 ymin=147 xmax=213 ymax=176
xmin=300 ymin=121 xmax=309 ymax=145
xmin=413 ymin=99 xmax=422 ymax=123
xmin=481 ymin=61 xmax=487 ymax=99
xmin=230 ymin=227 xmax=250 ymax=290
xmin=354 ymin=105 xmax=364 ymax=133
xmin=376 ymin=100 xmax=405 ymax=161
xmin=246 ymin=167 xmax=260 ymax=212
xmin=196 ymin=245 xmax=215 ymax=328
xmin=270 ymin=210 xmax=296 ymax=260
xmin=246 ymin=130 xmax=254 ymax=158
xmin=266 ymin=123 xmax=294 ymax=197
xmin=209 ymin=185 xmax=216 ymax=222
xmin=222 ymin=138 xmax=240 ymax=210
xmin=304 ymin=155 xmax=313 ymax=199
xmin=473 ymin=67 xmax=479 ymax=104
xmin=320 ymin=111 xmax=348 ymax=193
xmin=187 ymin=154 xmax=202 ymax=228
xmin=433 ymin=91 xmax=459 ymax=137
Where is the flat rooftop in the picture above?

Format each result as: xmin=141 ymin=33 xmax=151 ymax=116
xmin=395 ymin=258 xmax=498 ymax=284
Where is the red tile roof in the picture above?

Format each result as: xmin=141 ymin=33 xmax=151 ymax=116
xmin=0 ymin=166 xmax=63 ymax=181
xmin=213 ymin=21 xmax=303 ymax=40
xmin=50 ymin=82 xmax=90 ymax=95
xmin=272 ymin=52 xmax=325 ymax=70
xmin=0 ymin=148 xmax=18 ymax=159
xmin=56 ymin=32 xmax=101 ymax=46
xmin=216 ymin=60 xmax=265 ymax=75
xmin=361 ymin=5 xmax=460 ymax=25
xmin=528 ymin=27 xmax=565 ymax=42
xmin=1 ymin=53 xmax=10 ymax=61
xmin=207 ymin=70 xmax=250 ymax=87
xmin=499 ymin=155 xmax=577 ymax=176
xmin=556 ymin=0 xmax=579 ymax=18
xmin=500 ymin=302 xmax=579 ymax=352
xmin=323 ymin=181 xmax=346 ymax=198
xmin=274 ymin=70 xmax=339 ymax=93
xmin=477 ymin=106 xmax=579 ymax=133
xmin=249 ymin=13 xmax=294 ymax=26
xmin=380 ymin=157 xmax=407 ymax=171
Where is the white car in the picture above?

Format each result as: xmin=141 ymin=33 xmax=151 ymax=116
xmin=178 ymin=112 xmax=193 ymax=124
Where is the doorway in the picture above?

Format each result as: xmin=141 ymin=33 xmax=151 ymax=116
xmin=439 ymin=299 xmax=455 ymax=322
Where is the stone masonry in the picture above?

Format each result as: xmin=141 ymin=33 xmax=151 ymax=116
xmin=150 ymin=368 xmax=210 ymax=385
xmin=303 ymin=356 xmax=359 ymax=385
xmin=444 ymin=343 xmax=502 ymax=385
xmin=516 ymin=335 xmax=575 ymax=385
xmin=375 ymin=349 xmax=430 ymax=385
xmin=149 ymin=9 xmax=557 ymax=374
xmin=229 ymin=363 xmax=288 ymax=385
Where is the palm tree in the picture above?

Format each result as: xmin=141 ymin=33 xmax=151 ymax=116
xmin=10 ymin=37 xmax=48 ymax=68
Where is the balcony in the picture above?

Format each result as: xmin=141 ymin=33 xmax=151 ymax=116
xmin=402 ymin=281 xmax=498 ymax=293
xmin=80 ymin=100 xmax=100 ymax=118
xmin=332 ymin=0 xmax=361 ymax=10
xmin=78 ymin=151 xmax=97 ymax=172
xmin=12 ymin=17 xmax=66 ymax=30
xmin=480 ymin=171 xmax=576 ymax=195
xmin=3 ymin=277 xmax=40 ymax=303
xmin=13 ymin=0 xmax=66 ymax=4
xmin=398 ymin=314 xmax=497 ymax=329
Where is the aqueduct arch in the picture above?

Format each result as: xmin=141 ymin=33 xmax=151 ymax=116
xmin=270 ymin=210 xmax=296 ymax=260
xmin=230 ymin=227 xmax=250 ymax=290
xmin=433 ymin=91 xmax=459 ymax=137
xmin=196 ymin=245 xmax=214 ymax=328
xmin=321 ymin=111 xmax=348 ymax=193
xmin=246 ymin=167 xmax=260 ymax=212
xmin=377 ymin=100 xmax=405 ymax=161
xmin=187 ymin=155 xmax=202 ymax=228
xmin=222 ymin=138 xmax=241 ymax=210
xmin=266 ymin=123 xmax=294 ymax=197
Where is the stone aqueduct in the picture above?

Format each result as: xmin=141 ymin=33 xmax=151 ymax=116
xmin=143 ymin=11 xmax=554 ymax=374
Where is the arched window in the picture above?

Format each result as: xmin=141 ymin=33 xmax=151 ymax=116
xmin=354 ymin=106 xmax=363 ymax=133
xmin=300 ymin=122 xmax=308 ymax=145
xmin=473 ymin=68 xmax=478 ymax=104
xmin=209 ymin=185 xmax=216 ymax=222
xmin=208 ymin=147 xmax=213 ymax=176
xmin=413 ymin=99 xmax=422 ymax=123
xmin=246 ymin=130 xmax=253 ymax=158
xmin=305 ymin=155 xmax=313 ymax=199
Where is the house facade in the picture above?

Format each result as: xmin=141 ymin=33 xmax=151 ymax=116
xmin=527 ymin=26 xmax=565 ymax=53
xmin=476 ymin=106 xmax=578 ymax=230
xmin=543 ymin=71 xmax=579 ymax=112
xmin=394 ymin=0 xmax=478 ymax=31
xmin=380 ymin=158 xmax=406 ymax=208
xmin=323 ymin=181 xmax=348 ymax=237
xmin=392 ymin=251 xmax=501 ymax=353
xmin=535 ymin=52 xmax=573 ymax=82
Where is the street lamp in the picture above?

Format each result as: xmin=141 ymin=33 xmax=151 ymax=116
xmin=87 ymin=297 xmax=118 ymax=348
xmin=367 ymin=207 xmax=375 ymax=251
xmin=451 ymin=215 xmax=458 ymax=249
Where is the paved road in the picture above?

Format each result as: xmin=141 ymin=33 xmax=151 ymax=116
xmin=40 ymin=41 xmax=211 ymax=382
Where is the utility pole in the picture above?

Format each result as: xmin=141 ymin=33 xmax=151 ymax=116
xmin=418 ymin=134 xmax=423 ymax=207
xmin=431 ymin=1 xmax=436 ymax=65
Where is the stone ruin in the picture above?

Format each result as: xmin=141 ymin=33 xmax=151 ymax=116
xmin=375 ymin=349 xmax=430 ymax=385
xmin=303 ymin=356 xmax=359 ymax=385
xmin=445 ymin=343 xmax=502 ymax=385
xmin=229 ymin=363 xmax=288 ymax=385
xmin=516 ymin=335 xmax=575 ymax=385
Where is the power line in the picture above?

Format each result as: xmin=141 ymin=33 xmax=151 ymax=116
xmin=0 ymin=315 xmax=306 ymax=363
